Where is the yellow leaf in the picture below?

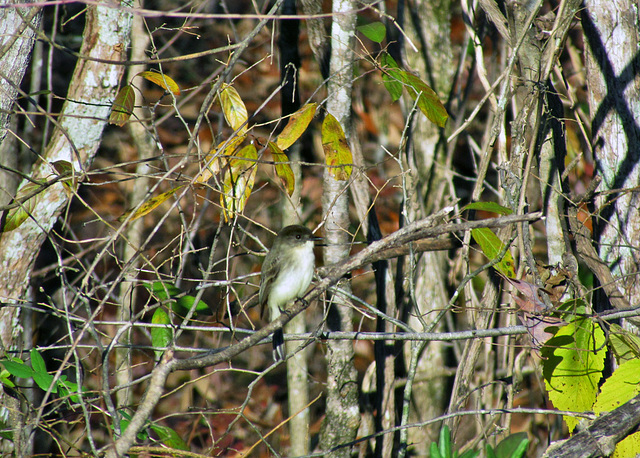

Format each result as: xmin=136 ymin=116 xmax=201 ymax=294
xmin=276 ymin=103 xmax=317 ymax=150
xmin=196 ymin=136 xmax=245 ymax=184
xmin=118 ymin=186 xmax=184 ymax=223
xmin=219 ymin=83 xmax=248 ymax=135
xmin=109 ymin=85 xmax=135 ymax=126
xmin=322 ymin=113 xmax=353 ymax=181
xmin=268 ymin=142 xmax=295 ymax=196
xmin=220 ymin=144 xmax=257 ymax=222
xmin=138 ymin=71 xmax=181 ymax=95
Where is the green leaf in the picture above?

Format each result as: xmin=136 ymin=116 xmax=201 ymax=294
xmin=593 ymin=359 xmax=640 ymax=415
xmin=30 ymin=349 xmax=47 ymax=374
xmin=151 ymin=308 xmax=172 ymax=361
xmin=471 ymin=227 xmax=516 ymax=278
xmin=0 ymin=358 xmax=33 ymax=379
xmin=32 ymin=370 xmax=55 ymax=392
xmin=400 ymin=70 xmax=449 ymax=127
xmin=276 ymin=103 xmax=317 ymax=150
xmin=119 ymin=410 xmax=149 ymax=441
xmin=380 ymin=53 xmax=403 ymax=101
xmin=463 ymin=201 xmax=513 ymax=215
xmin=485 ymin=444 xmax=498 ymax=458
xmin=109 ymin=85 xmax=135 ymax=126
xmin=608 ymin=323 xmax=640 ymax=364
xmin=430 ymin=442 xmax=442 ymax=458
xmin=268 ymin=142 xmax=295 ymax=196
xmin=593 ymin=359 xmax=640 ymax=457
xmin=458 ymin=451 xmax=479 ymax=458
xmin=357 ymin=21 xmax=386 ymax=43
xmin=150 ymin=423 xmax=189 ymax=451
xmin=494 ymin=433 xmax=529 ymax=458
xmin=542 ymin=318 xmax=606 ymax=433
xmin=2 ymin=182 xmax=42 ymax=232
xmin=438 ymin=425 xmax=452 ymax=457
xmin=146 ymin=282 xmax=209 ymax=316
xmin=322 ymin=113 xmax=353 ymax=181
xmin=0 ymin=369 xmax=15 ymax=388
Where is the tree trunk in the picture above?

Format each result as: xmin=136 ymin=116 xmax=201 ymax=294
xmin=582 ymin=0 xmax=640 ymax=318
xmin=0 ymin=2 xmax=132 ymax=451
xmin=318 ymin=0 xmax=361 ymax=455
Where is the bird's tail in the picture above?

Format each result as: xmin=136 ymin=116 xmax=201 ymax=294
xmin=272 ymin=329 xmax=285 ymax=361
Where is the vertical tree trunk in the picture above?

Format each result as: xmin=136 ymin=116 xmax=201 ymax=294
xmin=582 ymin=0 xmax=640 ymax=316
xmin=400 ymin=0 xmax=454 ymax=451
xmin=0 ymin=2 xmax=132 ymax=452
xmin=319 ymin=0 xmax=360 ymax=455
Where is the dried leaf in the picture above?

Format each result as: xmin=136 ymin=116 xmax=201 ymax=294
xmin=220 ymin=83 xmax=248 ymax=135
xmin=268 ymin=142 xmax=295 ymax=196
xmin=109 ymin=85 xmax=135 ymax=126
xmin=138 ymin=71 xmax=180 ymax=95
xmin=276 ymin=103 xmax=317 ymax=150
xmin=118 ymin=186 xmax=184 ymax=223
xmin=322 ymin=113 xmax=353 ymax=181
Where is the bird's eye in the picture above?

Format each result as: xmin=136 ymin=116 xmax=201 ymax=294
xmin=296 ymin=234 xmax=301 ymax=239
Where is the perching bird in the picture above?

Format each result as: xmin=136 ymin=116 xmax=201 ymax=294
xmin=259 ymin=225 xmax=319 ymax=361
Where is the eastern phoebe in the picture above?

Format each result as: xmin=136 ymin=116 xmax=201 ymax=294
xmin=259 ymin=225 xmax=320 ymax=361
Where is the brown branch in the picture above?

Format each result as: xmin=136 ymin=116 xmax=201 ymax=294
xmin=543 ymin=393 xmax=640 ymax=457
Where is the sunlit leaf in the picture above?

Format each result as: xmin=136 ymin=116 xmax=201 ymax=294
xmin=357 ymin=21 xmax=386 ymax=43
xmin=268 ymin=142 xmax=295 ymax=196
xmin=109 ymin=85 xmax=135 ymax=126
xmin=276 ymin=103 xmax=317 ymax=150
xmin=138 ymin=70 xmax=180 ymax=95
xmin=471 ymin=227 xmax=516 ymax=278
xmin=400 ymin=70 xmax=448 ymax=128
xmin=609 ymin=323 xmax=640 ymax=363
xmin=380 ymin=54 xmax=403 ymax=101
xmin=117 ymin=186 xmax=184 ymax=223
xmin=322 ymin=113 xmax=353 ymax=181
xmin=542 ymin=318 xmax=606 ymax=433
xmin=464 ymin=201 xmax=513 ymax=215
xmin=219 ymin=83 xmax=248 ymax=135
xmin=151 ymin=308 xmax=172 ymax=361
xmin=2 ymin=182 xmax=42 ymax=232
xmin=220 ymin=144 xmax=258 ymax=222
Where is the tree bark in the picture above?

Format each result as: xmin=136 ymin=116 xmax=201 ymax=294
xmin=582 ymin=0 xmax=640 ymax=317
xmin=318 ymin=0 xmax=361 ymax=455
xmin=0 ymin=2 xmax=132 ymax=451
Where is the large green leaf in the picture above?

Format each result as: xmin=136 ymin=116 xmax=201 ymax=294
xmin=542 ymin=318 xmax=606 ymax=433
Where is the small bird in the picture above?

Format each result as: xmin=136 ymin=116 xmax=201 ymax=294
xmin=259 ymin=225 xmax=320 ymax=361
